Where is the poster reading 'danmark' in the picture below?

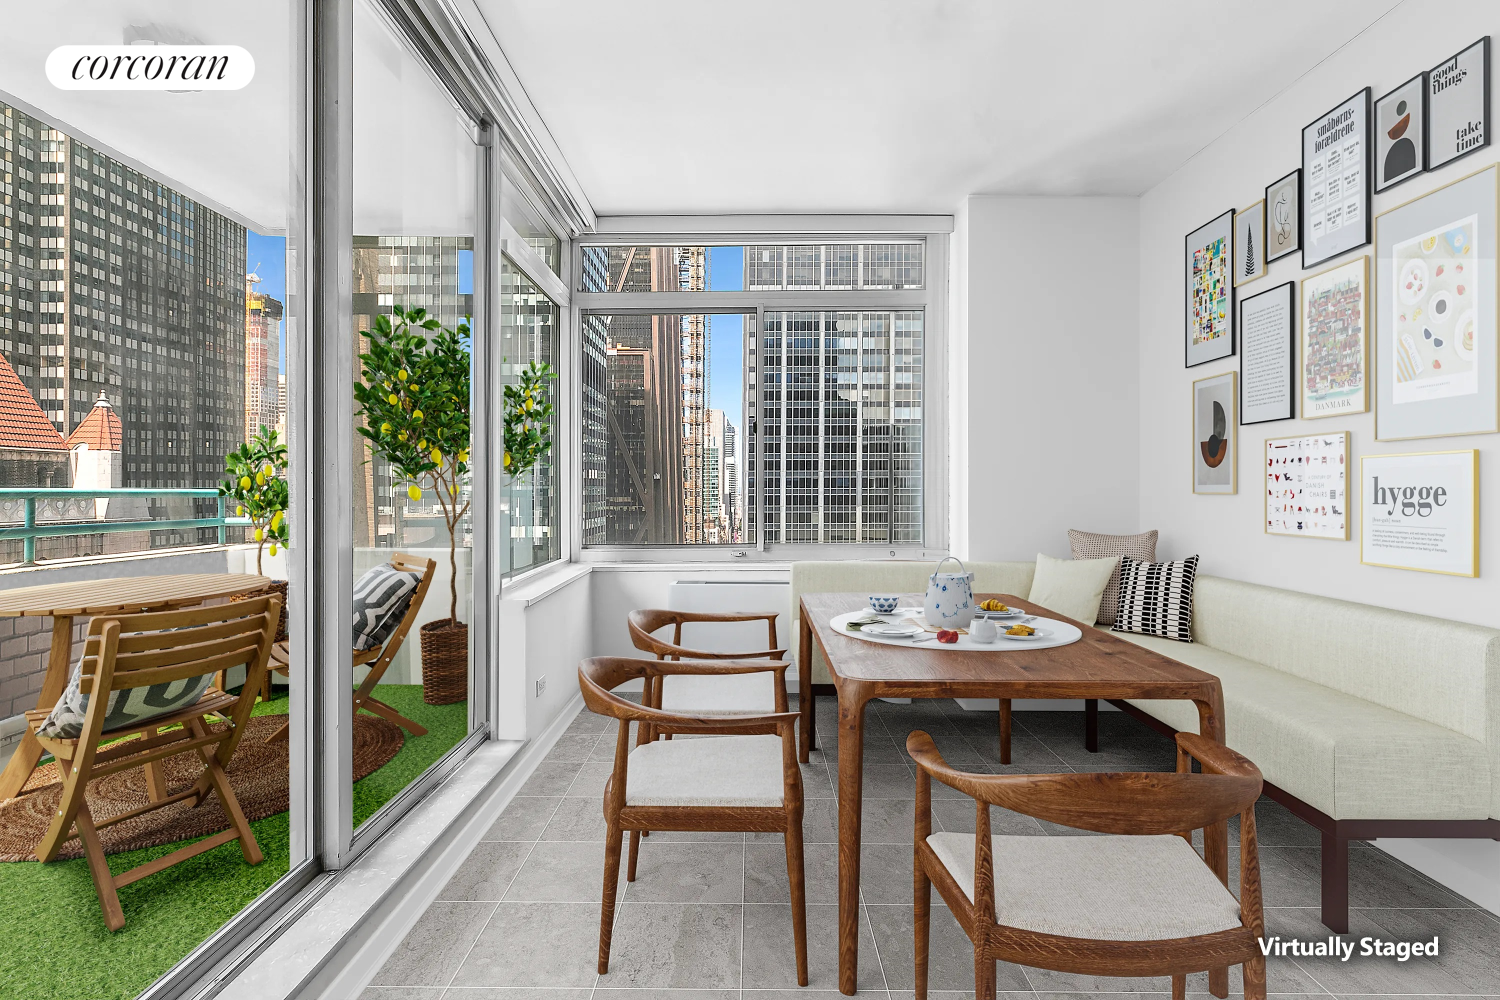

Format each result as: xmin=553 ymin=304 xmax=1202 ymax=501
xmin=1303 ymin=89 xmax=1372 ymax=268
xmin=1361 ymin=450 xmax=1478 ymax=576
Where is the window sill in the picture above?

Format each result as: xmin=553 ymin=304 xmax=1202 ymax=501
xmin=500 ymin=559 xmax=590 ymax=605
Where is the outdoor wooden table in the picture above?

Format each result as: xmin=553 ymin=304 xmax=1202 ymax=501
xmin=0 ymin=573 xmax=271 ymax=800
xmin=797 ymin=592 xmax=1228 ymax=996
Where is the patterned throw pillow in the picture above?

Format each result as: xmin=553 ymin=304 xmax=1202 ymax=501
xmin=1068 ymin=528 xmax=1158 ymax=626
xmin=352 ymin=563 xmax=422 ymax=651
xmin=1112 ymin=555 xmax=1199 ymax=643
xmin=35 ymin=654 xmax=217 ymax=739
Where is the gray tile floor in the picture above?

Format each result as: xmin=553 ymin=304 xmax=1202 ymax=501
xmin=363 ymin=700 xmax=1500 ymax=1000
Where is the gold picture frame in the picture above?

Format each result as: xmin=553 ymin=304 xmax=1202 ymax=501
xmin=1192 ymin=370 xmax=1237 ymax=494
xmin=1300 ymin=255 xmax=1370 ymax=419
xmin=1263 ymin=431 xmax=1350 ymax=540
xmin=1235 ymin=200 xmax=1266 ymax=286
xmin=1373 ymin=162 xmax=1499 ymax=441
xmin=1359 ymin=449 xmax=1479 ymax=576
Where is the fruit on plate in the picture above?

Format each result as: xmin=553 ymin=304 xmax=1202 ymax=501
xmin=935 ymin=629 xmax=960 ymax=643
xmin=979 ymin=599 xmax=1009 ymax=612
xmin=1005 ymin=624 xmax=1036 ymax=636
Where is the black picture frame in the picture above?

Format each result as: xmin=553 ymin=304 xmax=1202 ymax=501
xmin=1238 ymin=281 xmax=1296 ymax=425
xmin=1301 ymin=87 xmax=1372 ymax=270
xmin=1374 ymin=72 xmax=1427 ymax=192
xmin=1264 ymin=168 xmax=1301 ymax=263
xmin=1428 ymin=37 xmax=1491 ymax=171
xmin=1184 ymin=209 xmax=1236 ymax=368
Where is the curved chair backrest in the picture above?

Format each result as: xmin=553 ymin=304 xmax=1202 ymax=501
xmin=626 ymin=609 xmax=782 ymax=660
xmin=906 ymin=730 xmax=1261 ymax=836
xmin=578 ymin=655 xmax=798 ymax=731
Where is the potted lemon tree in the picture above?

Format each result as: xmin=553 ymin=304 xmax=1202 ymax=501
xmin=221 ymin=425 xmax=289 ymax=641
xmin=355 ymin=306 xmax=473 ymax=704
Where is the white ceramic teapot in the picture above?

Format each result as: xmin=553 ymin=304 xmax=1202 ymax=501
xmin=923 ymin=556 xmax=975 ymax=630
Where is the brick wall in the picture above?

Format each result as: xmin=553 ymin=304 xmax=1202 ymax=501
xmin=0 ymin=616 xmax=88 ymax=721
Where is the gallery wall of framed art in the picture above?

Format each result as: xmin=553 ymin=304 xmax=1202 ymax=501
xmin=1135 ymin=10 xmax=1500 ymax=625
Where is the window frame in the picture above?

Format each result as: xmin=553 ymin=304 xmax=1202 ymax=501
xmin=569 ymin=218 xmax=951 ymax=563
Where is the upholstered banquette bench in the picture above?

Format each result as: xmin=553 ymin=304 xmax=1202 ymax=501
xmin=1114 ymin=575 xmax=1500 ymax=931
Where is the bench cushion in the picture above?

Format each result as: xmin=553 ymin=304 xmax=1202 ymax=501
xmin=927 ymin=831 xmax=1242 ymax=940
xmin=1117 ymin=631 xmax=1491 ymax=821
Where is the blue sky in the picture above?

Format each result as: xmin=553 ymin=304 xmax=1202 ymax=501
xmin=247 ymin=231 xmax=288 ymax=366
xmin=706 ymin=246 xmax=744 ymax=430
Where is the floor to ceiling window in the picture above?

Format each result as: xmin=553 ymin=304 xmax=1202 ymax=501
xmin=0 ymin=4 xmax=308 ymax=999
xmin=347 ymin=0 xmax=484 ymax=831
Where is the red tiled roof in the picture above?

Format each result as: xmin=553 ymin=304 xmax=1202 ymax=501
xmin=65 ymin=392 xmax=123 ymax=451
xmin=0 ymin=352 xmax=67 ymax=452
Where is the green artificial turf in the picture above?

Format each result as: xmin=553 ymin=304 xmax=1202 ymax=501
xmin=0 ymin=685 xmax=468 ymax=1000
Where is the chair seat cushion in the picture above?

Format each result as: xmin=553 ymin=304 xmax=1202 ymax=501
xmin=352 ymin=563 xmax=421 ymax=651
xmin=1117 ymin=632 xmax=1492 ymax=820
xmin=926 ymin=831 xmax=1242 ymax=941
xmin=625 ymin=734 xmax=785 ymax=807
xmin=34 ymin=654 xmax=215 ymax=740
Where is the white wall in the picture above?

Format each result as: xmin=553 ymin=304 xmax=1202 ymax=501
xmin=589 ymin=565 xmax=791 ymax=658
xmin=1135 ymin=0 xmax=1500 ymax=908
xmin=958 ymin=196 xmax=1141 ymax=560
xmin=1138 ymin=0 xmax=1500 ymax=628
xmin=494 ymin=566 xmax=593 ymax=741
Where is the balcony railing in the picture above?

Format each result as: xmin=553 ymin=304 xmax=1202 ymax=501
xmin=0 ymin=489 xmax=248 ymax=566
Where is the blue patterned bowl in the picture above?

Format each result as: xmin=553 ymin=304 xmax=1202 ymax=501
xmin=868 ymin=594 xmax=900 ymax=614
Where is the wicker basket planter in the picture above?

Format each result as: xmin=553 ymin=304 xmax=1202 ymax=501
xmin=233 ymin=579 xmax=290 ymax=643
xmin=420 ymin=618 xmax=468 ymax=704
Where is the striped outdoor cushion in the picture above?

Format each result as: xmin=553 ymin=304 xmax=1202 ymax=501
xmin=1112 ymin=555 xmax=1198 ymax=643
xmin=352 ymin=563 xmax=421 ymax=651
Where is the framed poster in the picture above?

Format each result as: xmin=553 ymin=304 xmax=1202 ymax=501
xmin=1374 ymin=164 xmax=1497 ymax=440
xmin=1360 ymin=449 xmax=1478 ymax=576
xmin=1265 ymin=432 xmax=1349 ymax=539
xmin=1428 ymin=37 xmax=1490 ymax=171
xmin=1265 ymin=169 xmax=1301 ymax=263
xmin=1300 ymin=256 xmax=1369 ymax=418
xmin=1193 ymin=371 xmax=1237 ymax=494
xmin=1240 ymin=281 xmax=1295 ymax=424
xmin=1375 ymin=73 xmax=1426 ymax=191
xmin=1302 ymin=88 xmax=1372 ymax=268
xmin=1185 ymin=210 xmax=1235 ymax=367
xmin=1234 ymin=201 xmax=1266 ymax=285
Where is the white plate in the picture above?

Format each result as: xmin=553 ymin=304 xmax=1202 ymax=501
xmin=975 ymin=608 xmax=1025 ymax=618
xmin=862 ymin=623 xmax=923 ymax=637
xmin=997 ymin=627 xmax=1054 ymax=641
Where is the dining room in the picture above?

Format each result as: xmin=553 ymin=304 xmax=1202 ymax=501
xmin=4 ymin=2 xmax=1500 ymax=1000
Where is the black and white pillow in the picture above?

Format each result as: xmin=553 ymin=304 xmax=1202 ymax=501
xmin=35 ymin=654 xmax=217 ymax=739
xmin=1112 ymin=555 xmax=1199 ymax=643
xmin=352 ymin=563 xmax=422 ymax=651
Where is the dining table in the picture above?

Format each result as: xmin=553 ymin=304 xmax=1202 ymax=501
xmin=0 ymin=572 xmax=271 ymax=800
xmin=796 ymin=592 xmax=1229 ymax=997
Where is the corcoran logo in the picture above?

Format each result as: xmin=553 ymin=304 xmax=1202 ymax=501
xmin=46 ymin=45 xmax=255 ymax=91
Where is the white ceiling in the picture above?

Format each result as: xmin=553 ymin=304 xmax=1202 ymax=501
xmin=474 ymin=0 xmax=1402 ymax=216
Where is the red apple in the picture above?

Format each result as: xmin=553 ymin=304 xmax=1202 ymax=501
xmin=936 ymin=630 xmax=959 ymax=643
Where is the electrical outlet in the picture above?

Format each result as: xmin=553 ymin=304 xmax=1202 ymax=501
xmin=535 ymin=677 xmax=547 ymax=698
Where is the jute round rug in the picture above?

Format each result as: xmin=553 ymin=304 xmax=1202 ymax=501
xmin=0 ymin=713 xmax=404 ymax=862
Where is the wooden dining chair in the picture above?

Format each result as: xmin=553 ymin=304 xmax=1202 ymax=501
xmin=578 ymin=655 xmax=807 ymax=986
xmin=24 ymin=593 xmax=282 ymax=932
xmin=263 ymin=552 xmax=435 ymax=741
xmin=907 ymin=729 xmax=1265 ymax=1000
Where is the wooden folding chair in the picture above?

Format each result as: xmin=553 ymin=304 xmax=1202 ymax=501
xmin=24 ymin=593 xmax=282 ymax=932
xmin=265 ymin=552 xmax=435 ymax=741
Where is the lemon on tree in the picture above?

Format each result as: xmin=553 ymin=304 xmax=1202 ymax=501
xmin=220 ymin=425 xmax=288 ymax=575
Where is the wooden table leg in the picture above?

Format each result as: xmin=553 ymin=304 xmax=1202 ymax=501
xmin=997 ymin=699 xmax=1011 ymax=765
xmin=1084 ymin=698 xmax=1099 ymax=753
xmin=837 ymin=683 xmax=869 ymax=996
xmin=0 ymin=616 xmax=75 ymax=800
xmin=798 ymin=611 xmax=815 ymax=763
xmin=1197 ymin=692 xmax=1230 ymax=998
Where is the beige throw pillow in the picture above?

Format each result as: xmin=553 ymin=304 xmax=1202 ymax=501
xmin=1027 ymin=553 xmax=1119 ymax=626
xmin=1068 ymin=528 xmax=1158 ymax=626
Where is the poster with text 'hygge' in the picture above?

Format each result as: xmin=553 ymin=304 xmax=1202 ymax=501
xmin=1266 ymin=433 xmax=1348 ymax=539
xmin=1361 ymin=450 xmax=1478 ymax=576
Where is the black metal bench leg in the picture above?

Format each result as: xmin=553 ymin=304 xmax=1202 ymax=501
xmin=1084 ymin=698 xmax=1099 ymax=753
